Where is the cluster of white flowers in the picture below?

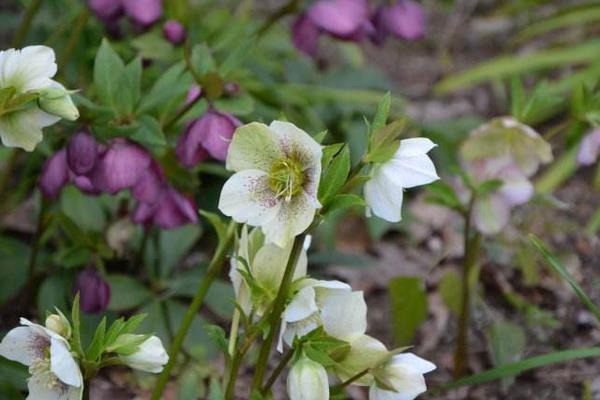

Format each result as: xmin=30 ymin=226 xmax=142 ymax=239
xmin=0 ymin=314 xmax=168 ymax=399
xmin=0 ymin=45 xmax=79 ymax=152
xmin=221 ymin=120 xmax=438 ymax=399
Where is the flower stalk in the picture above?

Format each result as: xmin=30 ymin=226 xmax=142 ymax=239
xmin=250 ymin=233 xmax=307 ymax=393
xmin=151 ymin=221 xmax=237 ymax=400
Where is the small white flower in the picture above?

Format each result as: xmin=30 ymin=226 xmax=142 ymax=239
xmin=278 ymin=279 xmax=366 ymax=351
xmin=0 ymin=318 xmax=83 ymax=400
xmin=369 ymin=353 xmax=436 ymax=400
xmin=119 ymin=335 xmax=168 ymax=373
xmin=230 ymin=226 xmax=309 ymax=317
xmin=218 ymin=121 xmax=322 ymax=248
xmin=364 ymin=138 xmax=439 ymax=222
xmin=287 ymin=355 xmax=330 ymax=400
xmin=0 ymin=46 xmax=78 ymax=151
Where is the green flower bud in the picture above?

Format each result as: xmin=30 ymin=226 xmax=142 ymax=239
xmin=38 ymin=87 xmax=79 ymax=121
xmin=45 ymin=313 xmax=72 ymax=339
xmin=287 ymin=355 xmax=329 ymax=400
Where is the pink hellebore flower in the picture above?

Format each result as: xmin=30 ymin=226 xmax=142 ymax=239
xmin=123 ymin=0 xmax=162 ymax=28
xmin=373 ymin=0 xmax=426 ymax=42
xmin=74 ymin=268 xmax=111 ymax=314
xmin=176 ymin=109 xmax=242 ymax=166
xmin=577 ymin=128 xmax=600 ymax=166
xmin=87 ymin=0 xmax=123 ymax=22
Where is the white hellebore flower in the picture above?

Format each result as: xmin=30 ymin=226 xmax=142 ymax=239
xmin=0 ymin=318 xmax=83 ymax=400
xmin=278 ymin=279 xmax=367 ymax=351
xmin=218 ymin=121 xmax=322 ymax=248
xmin=364 ymin=138 xmax=439 ymax=222
xmin=369 ymin=353 xmax=436 ymax=400
xmin=229 ymin=226 xmax=308 ymax=317
xmin=0 ymin=46 xmax=79 ymax=151
xmin=119 ymin=335 xmax=168 ymax=373
xmin=287 ymin=355 xmax=330 ymax=400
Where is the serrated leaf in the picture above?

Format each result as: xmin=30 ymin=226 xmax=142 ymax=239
xmin=319 ymin=145 xmax=350 ymax=205
xmin=94 ymin=39 xmax=125 ymax=110
xmin=130 ymin=115 xmax=166 ymax=147
xmin=86 ymin=317 xmax=107 ymax=362
xmin=205 ymin=324 xmax=229 ymax=354
xmin=367 ymin=119 xmax=405 ymax=161
xmin=324 ymin=193 xmax=365 ymax=214
xmin=321 ymin=143 xmax=344 ymax=170
xmin=371 ymin=92 xmax=391 ymax=134
xmin=191 ymin=44 xmax=217 ymax=76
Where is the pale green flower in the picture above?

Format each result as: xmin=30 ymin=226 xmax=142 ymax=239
xmin=0 ymin=46 xmax=78 ymax=151
xmin=118 ymin=335 xmax=168 ymax=373
xmin=218 ymin=121 xmax=322 ymax=248
xmin=287 ymin=355 xmax=329 ymax=400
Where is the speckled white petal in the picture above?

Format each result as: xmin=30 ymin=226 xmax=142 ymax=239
xmin=261 ymin=190 xmax=317 ymax=248
xmin=226 ymin=122 xmax=283 ymax=172
xmin=0 ymin=326 xmax=43 ymax=366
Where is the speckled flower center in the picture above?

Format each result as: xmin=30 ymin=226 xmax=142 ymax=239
xmin=268 ymin=157 xmax=304 ymax=201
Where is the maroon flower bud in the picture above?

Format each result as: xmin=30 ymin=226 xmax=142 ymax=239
xmin=87 ymin=0 xmax=123 ymax=22
xmin=90 ymin=139 xmax=152 ymax=194
xmin=123 ymin=0 xmax=162 ymax=28
xmin=132 ymin=161 xmax=165 ymax=204
xmin=39 ymin=149 xmax=69 ymax=199
xmin=292 ymin=15 xmax=321 ymax=56
xmin=132 ymin=187 xmax=198 ymax=229
xmin=374 ymin=0 xmax=425 ymax=41
xmin=163 ymin=20 xmax=186 ymax=45
xmin=67 ymin=131 xmax=98 ymax=175
xmin=176 ymin=110 xmax=241 ymax=166
xmin=74 ymin=268 xmax=111 ymax=314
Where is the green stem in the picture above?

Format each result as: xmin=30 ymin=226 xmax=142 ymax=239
xmin=224 ymin=328 xmax=262 ymax=400
xmin=12 ymin=0 xmax=44 ymax=47
xmin=228 ymin=308 xmax=241 ymax=356
xmin=150 ymin=221 xmax=237 ymax=400
xmin=250 ymin=233 xmax=307 ymax=392
xmin=453 ymin=196 xmax=481 ymax=378
xmin=336 ymin=367 xmax=371 ymax=389
xmin=58 ymin=9 xmax=90 ymax=70
xmin=262 ymin=348 xmax=295 ymax=393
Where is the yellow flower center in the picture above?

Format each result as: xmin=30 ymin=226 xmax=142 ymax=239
xmin=268 ymin=156 xmax=305 ymax=202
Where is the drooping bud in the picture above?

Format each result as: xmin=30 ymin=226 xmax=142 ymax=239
xmin=74 ymin=268 xmax=111 ymax=314
xmin=66 ymin=131 xmax=98 ymax=175
xmin=287 ymin=355 xmax=330 ymax=400
xmin=291 ymin=15 xmax=321 ymax=56
xmin=123 ymin=0 xmax=163 ymax=28
xmin=87 ymin=0 xmax=123 ymax=22
xmin=38 ymin=87 xmax=79 ymax=121
xmin=163 ymin=20 xmax=186 ymax=45
xmin=39 ymin=149 xmax=69 ymax=199
xmin=118 ymin=335 xmax=169 ymax=373
xmin=45 ymin=313 xmax=71 ymax=339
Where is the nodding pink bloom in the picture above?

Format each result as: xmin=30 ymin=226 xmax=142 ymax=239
xmin=132 ymin=160 xmax=165 ymax=204
xmin=123 ymin=0 xmax=162 ymax=28
xmin=74 ymin=268 xmax=111 ymax=314
xmin=577 ymin=128 xmax=600 ymax=166
xmin=39 ymin=149 xmax=69 ymax=199
xmin=90 ymin=139 xmax=152 ymax=194
xmin=87 ymin=0 xmax=123 ymax=22
xmin=163 ymin=20 xmax=186 ymax=45
xmin=132 ymin=187 xmax=198 ymax=229
xmin=373 ymin=0 xmax=425 ymax=42
xmin=292 ymin=15 xmax=321 ymax=56
xmin=176 ymin=110 xmax=241 ymax=166
xmin=67 ymin=131 xmax=98 ymax=175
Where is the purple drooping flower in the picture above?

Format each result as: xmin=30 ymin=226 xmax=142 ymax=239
xmin=132 ymin=187 xmax=198 ymax=229
xmin=91 ymin=139 xmax=152 ymax=194
xmin=132 ymin=160 xmax=165 ymax=204
xmin=577 ymin=128 xmax=600 ymax=166
xmin=292 ymin=15 xmax=321 ymax=56
xmin=373 ymin=0 xmax=425 ymax=42
xmin=67 ymin=131 xmax=98 ymax=175
xmin=163 ymin=20 xmax=186 ymax=45
xmin=39 ymin=149 xmax=69 ymax=199
xmin=123 ymin=0 xmax=162 ymax=28
xmin=308 ymin=0 xmax=370 ymax=38
xmin=87 ymin=0 xmax=123 ymax=22
xmin=74 ymin=268 xmax=111 ymax=314
xmin=176 ymin=109 xmax=241 ymax=166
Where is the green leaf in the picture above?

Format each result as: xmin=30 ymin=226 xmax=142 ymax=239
xmin=389 ymin=276 xmax=427 ymax=346
xmin=0 ymin=237 xmax=29 ymax=304
xmin=220 ymin=38 xmax=253 ymax=76
xmin=191 ymin=44 xmax=217 ymax=76
xmin=60 ymin=186 xmax=106 ymax=232
xmin=476 ymin=179 xmax=504 ymax=196
xmin=529 ymin=234 xmax=600 ymax=322
xmin=425 ymin=181 xmax=463 ymax=212
xmin=130 ymin=115 xmax=166 ymax=147
xmin=439 ymin=270 xmax=462 ymax=315
xmin=106 ymin=274 xmax=153 ymax=311
xmin=321 ymin=143 xmax=344 ymax=170
xmin=319 ymin=145 xmax=350 ymax=205
xmin=37 ymin=273 xmax=70 ymax=318
xmin=145 ymin=225 xmax=202 ymax=278
xmin=86 ymin=317 xmax=107 ymax=362
xmin=204 ymin=324 xmax=229 ymax=354
xmin=365 ymin=119 xmax=405 ymax=163
xmin=371 ymin=92 xmax=391 ymax=134
xmin=213 ymin=93 xmax=254 ymax=116
xmin=487 ymin=320 xmax=526 ymax=390
xmin=93 ymin=39 xmax=125 ymax=110
xmin=71 ymin=294 xmax=83 ymax=356
xmin=138 ymin=62 xmax=191 ymax=113
xmin=441 ymin=347 xmax=600 ymax=391
xmin=115 ymin=57 xmax=142 ymax=116
xmin=324 ymin=193 xmax=365 ymax=214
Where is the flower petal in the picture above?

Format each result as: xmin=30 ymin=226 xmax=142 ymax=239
xmin=0 ymin=46 xmax=57 ymax=92
xmin=577 ymin=128 xmax=600 ymax=166
xmin=391 ymin=353 xmax=436 ymax=374
xmin=0 ymin=326 xmax=46 ymax=366
xmin=320 ymin=290 xmax=366 ymax=340
xmin=50 ymin=337 xmax=82 ymax=387
xmin=387 ymin=154 xmax=439 ymax=188
xmin=0 ymin=108 xmax=58 ymax=151
xmin=252 ymin=241 xmax=307 ymax=295
xmin=226 ymin=122 xmax=283 ymax=172
xmin=27 ymin=373 xmax=74 ymax=400
xmin=262 ymin=190 xmax=317 ymax=248
xmin=364 ymin=168 xmax=404 ymax=222
xmin=395 ymin=138 xmax=437 ymax=157
xmin=284 ymin=286 xmax=318 ymax=323
xmin=335 ymin=334 xmax=387 ymax=385
xmin=218 ymin=169 xmax=279 ymax=227
xmin=291 ymin=15 xmax=321 ymax=56
xmin=308 ymin=0 xmax=369 ymax=37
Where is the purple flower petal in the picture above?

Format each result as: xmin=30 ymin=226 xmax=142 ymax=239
xmin=577 ymin=128 xmax=600 ymax=166
xmin=132 ymin=161 xmax=165 ymax=204
xmin=123 ymin=0 xmax=162 ymax=28
xmin=67 ymin=131 xmax=98 ymax=175
xmin=39 ymin=149 xmax=69 ymax=199
xmin=176 ymin=125 xmax=210 ymax=168
xmin=185 ymin=85 xmax=203 ymax=106
xmin=88 ymin=0 xmax=123 ymax=22
xmin=163 ymin=19 xmax=187 ymax=45
xmin=90 ymin=139 xmax=152 ymax=194
xmin=152 ymin=188 xmax=198 ymax=229
xmin=292 ymin=15 xmax=321 ymax=56
xmin=308 ymin=0 xmax=369 ymax=37
xmin=74 ymin=268 xmax=111 ymax=314
xmin=375 ymin=0 xmax=425 ymax=40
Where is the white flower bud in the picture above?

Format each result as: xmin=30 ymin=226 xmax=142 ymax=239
xmin=119 ymin=335 xmax=169 ymax=373
xmin=287 ymin=356 xmax=329 ymax=400
xmin=38 ymin=87 xmax=79 ymax=121
xmin=45 ymin=313 xmax=71 ymax=339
